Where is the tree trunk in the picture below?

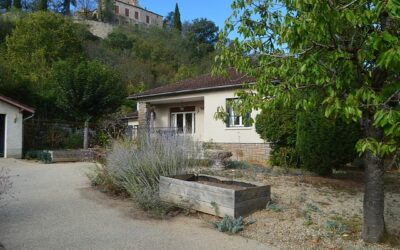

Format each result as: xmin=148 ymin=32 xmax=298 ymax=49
xmin=83 ymin=119 xmax=89 ymax=150
xmin=362 ymin=121 xmax=385 ymax=242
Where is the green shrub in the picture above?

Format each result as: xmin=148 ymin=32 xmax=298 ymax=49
xmin=296 ymin=111 xmax=361 ymax=175
xmin=62 ymin=132 xmax=83 ymax=149
xmin=256 ymin=106 xmax=299 ymax=168
xmin=269 ymin=147 xmax=299 ymax=168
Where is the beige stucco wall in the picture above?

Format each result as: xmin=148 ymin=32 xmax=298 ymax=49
xmin=152 ymin=101 xmax=204 ymax=141
xmin=114 ymin=1 xmax=163 ymax=27
xmin=138 ymin=88 xmax=264 ymax=144
xmin=203 ymin=89 xmax=263 ymax=144
xmin=0 ymin=101 xmax=24 ymax=158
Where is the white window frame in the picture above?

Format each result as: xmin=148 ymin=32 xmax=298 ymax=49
xmin=226 ymin=98 xmax=251 ymax=128
xmin=170 ymin=111 xmax=195 ymax=134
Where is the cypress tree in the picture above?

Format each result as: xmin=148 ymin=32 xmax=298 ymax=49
xmin=173 ymin=3 xmax=182 ymax=32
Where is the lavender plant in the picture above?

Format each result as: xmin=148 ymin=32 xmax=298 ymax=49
xmin=103 ymin=133 xmax=201 ymax=212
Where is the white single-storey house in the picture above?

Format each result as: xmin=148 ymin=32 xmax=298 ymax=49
xmin=128 ymin=70 xmax=270 ymax=163
xmin=0 ymin=95 xmax=34 ymax=158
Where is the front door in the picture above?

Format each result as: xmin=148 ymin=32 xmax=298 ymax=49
xmin=0 ymin=114 xmax=5 ymax=157
xmin=170 ymin=112 xmax=195 ymax=134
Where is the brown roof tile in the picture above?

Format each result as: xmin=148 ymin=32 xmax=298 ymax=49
xmin=129 ymin=69 xmax=254 ymax=99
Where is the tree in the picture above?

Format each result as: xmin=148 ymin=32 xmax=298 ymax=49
xmin=215 ymin=0 xmax=399 ymax=243
xmin=185 ymin=18 xmax=218 ymax=56
xmin=50 ymin=58 xmax=126 ymax=121
xmin=0 ymin=0 xmax=12 ymax=10
xmin=173 ymin=3 xmax=182 ymax=32
xmin=37 ymin=0 xmax=48 ymax=10
xmin=163 ymin=11 xmax=174 ymax=31
xmin=13 ymin=0 xmax=21 ymax=9
xmin=62 ymin=0 xmax=76 ymax=15
xmin=186 ymin=18 xmax=218 ymax=46
xmin=6 ymin=11 xmax=83 ymax=90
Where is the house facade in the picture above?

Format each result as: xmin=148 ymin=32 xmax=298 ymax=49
xmin=0 ymin=95 xmax=34 ymax=158
xmin=129 ymin=70 xmax=270 ymax=164
xmin=113 ymin=0 xmax=163 ymax=27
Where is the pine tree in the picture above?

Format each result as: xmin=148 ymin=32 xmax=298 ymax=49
xmin=173 ymin=3 xmax=182 ymax=32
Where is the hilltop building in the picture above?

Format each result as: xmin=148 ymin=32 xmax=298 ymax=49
xmin=113 ymin=0 xmax=163 ymax=27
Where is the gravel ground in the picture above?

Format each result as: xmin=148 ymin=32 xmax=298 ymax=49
xmin=0 ymin=158 xmax=270 ymax=250
xmin=201 ymin=166 xmax=400 ymax=250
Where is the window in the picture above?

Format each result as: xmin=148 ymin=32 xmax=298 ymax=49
xmin=125 ymin=8 xmax=129 ymax=17
xmin=170 ymin=107 xmax=196 ymax=134
xmin=115 ymin=6 xmax=119 ymax=14
xmin=135 ymin=11 xmax=139 ymax=19
xmin=226 ymin=99 xmax=251 ymax=127
xmin=146 ymin=15 xmax=150 ymax=23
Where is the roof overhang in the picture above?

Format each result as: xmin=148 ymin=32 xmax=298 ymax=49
xmin=129 ymin=83 xmax=253 ymax=101
xmin=0 ymin=95 xmax=35 ymax=113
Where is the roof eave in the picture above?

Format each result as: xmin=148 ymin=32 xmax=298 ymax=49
xmin=0 ymin=96 xmax=35 ymax=113
xmin=129 ymin=82 xmax=254 ymax=100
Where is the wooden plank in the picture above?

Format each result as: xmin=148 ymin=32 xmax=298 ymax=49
xmin=160 ymin=191 xmax=234 ymax=217
xmin=160 ymin=176 xmax=235 ymax=196
xmin=235 ymin=185 xmax=271 ymax=202
xmin=159 ymin=181 xmax=234 ymax=208
xmin=234 ymin=197 xmax=270 ymax=217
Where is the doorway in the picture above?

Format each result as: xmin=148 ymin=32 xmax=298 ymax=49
xmin=170 ymin=112 xmax=195 ymax=134
xmin=0 ymin=114 xmax=5 ymax=157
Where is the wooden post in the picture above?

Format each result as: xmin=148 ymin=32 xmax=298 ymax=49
xmin=83 ymin=119 xmax=89 ymax=149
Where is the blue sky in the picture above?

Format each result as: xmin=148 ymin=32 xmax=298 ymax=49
xmin=139 ymin=0 xmax=234 ymax=31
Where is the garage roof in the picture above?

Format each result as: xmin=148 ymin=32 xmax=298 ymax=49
xmin=0 ymin=95 xmax=35 ymax=113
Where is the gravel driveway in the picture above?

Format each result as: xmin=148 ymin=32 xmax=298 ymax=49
xmin=0 ymin=159 xmax=270 ymax=250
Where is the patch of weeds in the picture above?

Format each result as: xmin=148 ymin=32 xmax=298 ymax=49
xmin=226 ymin=160 xmax=252 ymax=169
xmin=328 ymin=215 xmax=362 ymax=240
xmin=212 ymin=215 xmax=256 ymax=234
xmin=324 ymin=220 xmax=347 ymax=237
xmin=266 ymin=201 xmax=283 ymax=212
xmin=306 ymin=202 xmax=322 ymax=213
xmin=210 ymin=201 xmax=220 ymax=216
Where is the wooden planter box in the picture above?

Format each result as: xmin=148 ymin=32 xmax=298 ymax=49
xmin=159 ymin=174 xmax=270 ymax=218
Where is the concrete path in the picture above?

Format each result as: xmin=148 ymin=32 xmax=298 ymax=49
xmin=0 ymin=159 xmax=270 ymax=250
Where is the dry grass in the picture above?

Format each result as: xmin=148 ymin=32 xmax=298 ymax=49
xmin=200 ymin=165 xmax=400 ymax=250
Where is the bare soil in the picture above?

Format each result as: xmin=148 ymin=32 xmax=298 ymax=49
xmin=200 ymin=166 xmax=400 ymax=250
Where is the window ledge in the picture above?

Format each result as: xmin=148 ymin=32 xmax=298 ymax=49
xmin=224 ymin=127 xmax=253 ymax=130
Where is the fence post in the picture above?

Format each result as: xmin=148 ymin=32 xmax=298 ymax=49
xmin=83 ymin=119 xmax=89 ymax=149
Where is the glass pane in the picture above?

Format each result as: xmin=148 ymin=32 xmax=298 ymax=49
xmin=234 ymin=116 xmax=240 ymax=125
xmin=177 ymin=114 xmax=184 ymax=133
xmin=170 ymin=113 xmax=176 ymax=127
xmin=185 ymin=113 xmax=193 ymax=134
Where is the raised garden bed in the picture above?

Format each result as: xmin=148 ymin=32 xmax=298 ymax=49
xmin=159 ymin=174 xmax=271 ymax=217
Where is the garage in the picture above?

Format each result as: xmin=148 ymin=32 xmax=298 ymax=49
xmin=0 ymin=95 xmax=34 ymax=158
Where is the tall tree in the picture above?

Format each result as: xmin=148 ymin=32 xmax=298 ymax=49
xmin=216 ymin=0 xmax=400 ymax=243
xmin=13 ymin=0 xmax=21 ymax=9
xmin=173 ymin=3 xmax=182 ymax=32
xmin=50 ymin=58 xmax=126 ymax=121
xmin=5 ymin=11 xmax=83 ymax=115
